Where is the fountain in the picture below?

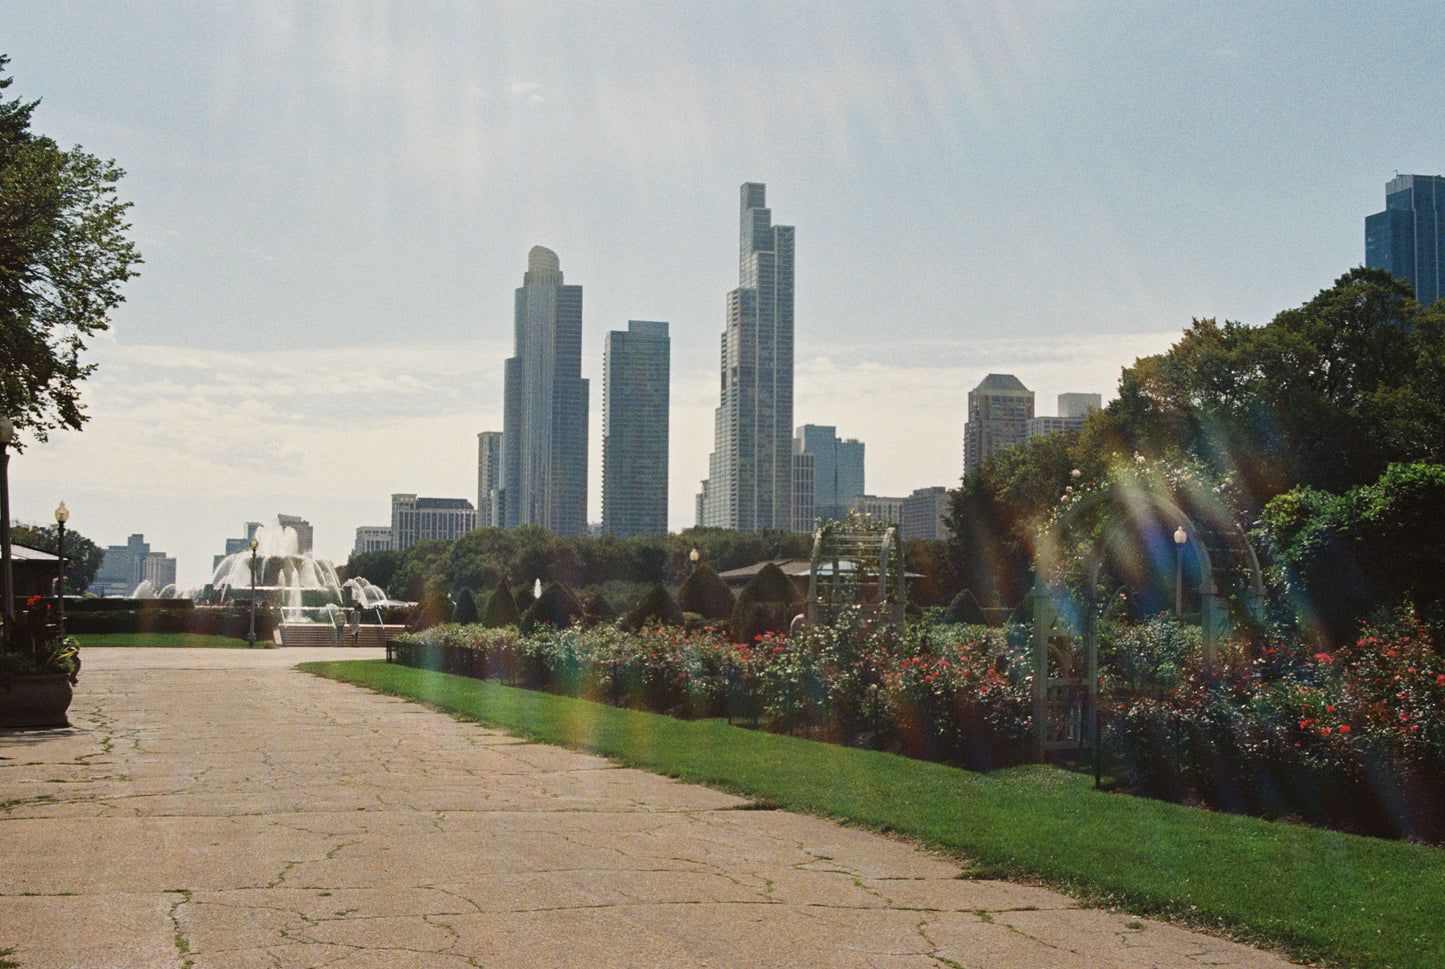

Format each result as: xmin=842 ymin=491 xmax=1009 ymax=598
xmin=206 ymin=520 xmax=347 ymax=626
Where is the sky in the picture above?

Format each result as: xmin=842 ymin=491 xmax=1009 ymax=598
xmin=3 ymin=1 xmax=1440 ymax=591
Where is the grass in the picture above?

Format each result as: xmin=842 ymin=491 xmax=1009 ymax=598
xmin=71 ymin=632 xmax=250 ymax=649
xmin=303 ymin=659 xmax=1444 ymax=969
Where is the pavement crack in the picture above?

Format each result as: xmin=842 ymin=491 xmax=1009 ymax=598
xmin=168 ymin=889 xmax=195 ymax=969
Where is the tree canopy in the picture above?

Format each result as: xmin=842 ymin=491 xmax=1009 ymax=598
xmin=1091 ymin=268 xmax=1443 ymax=504
xmin=1 ymin=56 xmax=141 ymax=445
xmin=9 ymin=520 xmax=103 ymax=593
xmin=943 ymin=267 xmax=1445 ymax=643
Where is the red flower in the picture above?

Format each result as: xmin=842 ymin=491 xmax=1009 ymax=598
xmin=1339 ymin=724 xmax=1351 ymax=734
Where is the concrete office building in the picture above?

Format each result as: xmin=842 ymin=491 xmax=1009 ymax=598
xmin=1027 ymin=393 xmax=1101 ymax=439
xmin=352 ymin=526 xmax=393 ymax=556
xmin=94 ymin=534 xmax=177 ymax=597
xmin=390 ymin=494 xmax=477 ymax=551
xmin=851 ymin=494 xmax=906 ymax=526
xmin=962 ymin=374 xmax=1035 ymax=476
xmin=699 ymin=183 xmax=795 ymax=531
xmin=790 ymin=446 xmax=815 ymax=533
xmin=902 ymin=486 xmax=951 ymax=541
xmin=502 ymin=246 xmax=589 ymax=536
xmin=1367 ymin=174 xmax=1444 ymax=306
xmin=602 ymin=321 xmax=670 ymax=537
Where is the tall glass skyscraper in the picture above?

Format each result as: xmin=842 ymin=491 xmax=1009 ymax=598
xmin=602 ymin=320 xmax=670 ymax=537
xmin=501 ymin=246 xmax=589 ymax=536
xmin=794 ymin=424 xmax=865 ymax=523
xmin=698 ymin=183 xmax=795 ymax=530
xmin=1366 ymin=174 xmax=1444 ymax=306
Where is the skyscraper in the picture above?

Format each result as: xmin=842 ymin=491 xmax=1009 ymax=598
xmin=699 ymin=183 xmax=795 ymax=530
xmin=477 ymin=431 xmax=502 ymax=528
xmin=794 ymin=424 xmax=866 ymax=524
xmin=602 ymin=320 xmax=670 ymax=537
xmin=501 ymin=246 xmax=589 ymax=536
xmin=962 ymin=373 xmax=1035 ymax=476
xmin=1366 ymin=174 xmax=1444 ymax=306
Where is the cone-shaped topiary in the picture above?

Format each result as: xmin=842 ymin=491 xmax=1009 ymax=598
xmin=582 ymin=590 xmax=618 ymax=627
xmin=677 ymin=563 xmax=735 ymax=620
xmin=729 ymin=562 xmax=803 ymax=643
xmin=941 ymin=588 xmax=986 ymax=625
xmin=481 ymin=578 xmax=519 ymax=628
xmin=520 ymin=581 xmax=584 ymax=633
xmin=453 ymin=587 xmax=479 ymax=625
xmin=620 ymin=582 xmax=685 ymax=632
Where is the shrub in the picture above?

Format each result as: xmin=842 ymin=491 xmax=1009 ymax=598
xmin=520 ymin=581 xmax=584 ymax=633
xmin=453 ymin=588 xmax=479 ymax=625
xmin=620 ymin=583 xmax=685 ymax=632
xmin=941 ymin=589 xmax=987 ymax=625
xmin=480 ymin=578 xmax=518 ymax=628
xmin=581 ymin=590 xmax=618 ymax=627
xmin=678 ymin=563 xmax=735 ymax=619
xmin=730 ymin=562 xmax=803 ymax=644
xmin=1104 ymin=612 xmax=1445 ymax=840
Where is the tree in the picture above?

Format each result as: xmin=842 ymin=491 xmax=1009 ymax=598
xmin=10 ymin=520 xmax=102 ymax=593
xmin=1104 ymin=269 xmax=1439 ymax=504
xmin=945 ymin=430 xmax=1088 ymax=608
xmin=1 ymin=57 xmax=142 ymax=445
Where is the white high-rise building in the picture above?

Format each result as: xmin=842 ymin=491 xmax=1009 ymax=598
xmin=699 ymin=183 xmax=795 ymax=530
xmin=477 ymin=431 xmax=502 ymax=528
xmin=501 ymin=246 xmax=589 ymax=536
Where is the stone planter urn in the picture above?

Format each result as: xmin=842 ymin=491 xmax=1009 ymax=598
xmin=0 ymin=673 xmax=74 ymax=729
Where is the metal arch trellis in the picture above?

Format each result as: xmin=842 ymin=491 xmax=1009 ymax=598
xmin=1028 ymin=479 xmax=1267 ymax=756
xmin=806 ymin=520 xmax=907 ymax=630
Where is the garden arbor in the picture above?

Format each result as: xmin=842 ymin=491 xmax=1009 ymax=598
xmin=1028 ymin=476 xmax=1265 ymax=756
xmin=806 ymin=520 xmax=907 ymax=630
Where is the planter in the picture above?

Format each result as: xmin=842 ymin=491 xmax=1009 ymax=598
xmin=0 ymin=673 xmax=74 ymax=729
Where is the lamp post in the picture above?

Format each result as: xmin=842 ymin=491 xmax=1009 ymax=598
xmin=54 ymin=501 xmax=69 ymax=637
xmin=1173 ymin=525 xmax=1187 ymax=615
xmin=247 ymin=536 xmax=259 ymax=647
xmin=0 ymin=416 xmax=13 ymax=653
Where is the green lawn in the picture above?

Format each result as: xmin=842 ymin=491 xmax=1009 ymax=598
xmin=303 ymin=659 xmax=1442 ymax=969
xmin=72 ymin=632 xmax=251 ymax=649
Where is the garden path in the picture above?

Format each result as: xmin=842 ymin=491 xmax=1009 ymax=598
xmin=0 ymin=648 xmax=1297 ymax=968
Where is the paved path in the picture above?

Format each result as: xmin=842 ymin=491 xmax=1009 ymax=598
xmin=1 ymin=648 xmax=1297 ymax=968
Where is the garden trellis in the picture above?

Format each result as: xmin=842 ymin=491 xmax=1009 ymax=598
xmin=805 ymin=519 xmax=907 ymax=630
xmin=1030 ymin=473 xmax=1266 ymax=756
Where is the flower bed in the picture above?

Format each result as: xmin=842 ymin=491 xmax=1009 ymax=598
xmin=1105 ymin=615 xmax=1445 ymax=841
xmin=391 ymin=612 xmax=1445 ymax=839
xmin=389 ymin=619 xmax=1037 ymax=769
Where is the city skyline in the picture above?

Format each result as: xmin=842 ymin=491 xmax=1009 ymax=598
xmin=3 ymin=4 xmax=1439 ymax=589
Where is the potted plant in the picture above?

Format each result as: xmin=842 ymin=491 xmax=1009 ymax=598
xmin=1 ymin=595 xmax=80 ymax=729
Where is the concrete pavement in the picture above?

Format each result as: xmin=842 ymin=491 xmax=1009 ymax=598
xmin=1 ymin=648 xmax=1298 ymax=968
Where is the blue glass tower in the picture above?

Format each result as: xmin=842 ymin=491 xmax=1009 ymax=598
xmin=1366 ymin=174 xmax=1444 ymax=306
